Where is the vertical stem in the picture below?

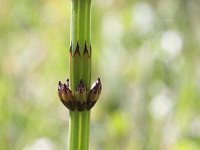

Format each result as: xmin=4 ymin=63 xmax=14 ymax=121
xmin=70 ymin=0 xmax=91 ymax=92
xmin=69 ymin=0 xmax=91 ymax=150
xmin=69 ymin=111 xmax=90 ymax=150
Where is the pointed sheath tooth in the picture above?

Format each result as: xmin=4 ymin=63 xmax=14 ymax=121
xmin=83 ymin=41 xmax=89 ymax=56
xmin=74 ymin=42 xmax=80 ymax=56
xmin=69 ymin=45 xmax=72 ymax=56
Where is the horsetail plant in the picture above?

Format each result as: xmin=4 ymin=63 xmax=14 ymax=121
xmin=58 ymin=0 xmax=102 ymax=150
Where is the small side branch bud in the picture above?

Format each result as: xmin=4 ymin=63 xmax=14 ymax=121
xmin=86 ymin=77 xmax=102 ymax=110
xmin=58 ymin=79 xmax=75 ymax=110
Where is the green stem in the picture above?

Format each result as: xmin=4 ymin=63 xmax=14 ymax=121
xmin=70 ymin=0 xmax=91 ymax=92
xmin=69 ymin=111 xmax=90 ymax=150
xmin=69 ymin=0 xmax=91 ymax=150
xmin=71 ymin=0 xmax=91 ymax=49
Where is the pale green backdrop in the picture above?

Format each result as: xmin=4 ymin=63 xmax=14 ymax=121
xmin=0 ymin=0 xmax=200 ymax=149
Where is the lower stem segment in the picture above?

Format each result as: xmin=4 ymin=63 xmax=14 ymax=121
xmin=68 ymin=111 xmax=90 ymax=150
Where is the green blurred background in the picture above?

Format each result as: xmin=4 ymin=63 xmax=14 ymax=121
xmin=1 ymin=0 xmax=200 ymax=149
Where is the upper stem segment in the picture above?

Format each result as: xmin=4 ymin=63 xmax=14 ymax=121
xmin=70 ymin=0 xmax=91 ymax=92
xmin=71 ymin=0 xmax=91 ymax=48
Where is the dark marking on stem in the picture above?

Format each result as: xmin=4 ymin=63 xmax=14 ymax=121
xmin=69 ymin=45 xmax=72 ymax=56
xmin=83 ymin=41 xmax=90 ymax=57
xmin=74 ymin=42 xmax=81 ymax=56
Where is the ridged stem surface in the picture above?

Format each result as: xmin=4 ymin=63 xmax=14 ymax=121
xmin=69 ymin=0 xmax=91 ymax=150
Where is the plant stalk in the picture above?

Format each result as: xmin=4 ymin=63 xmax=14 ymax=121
xmin=69 ymin=0 xmax=91 ymax=150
